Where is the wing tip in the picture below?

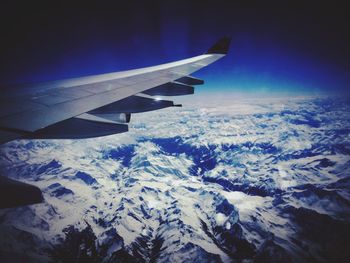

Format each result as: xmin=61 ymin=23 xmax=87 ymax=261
xmin=206 ymin=37 xmax=231 ymax=54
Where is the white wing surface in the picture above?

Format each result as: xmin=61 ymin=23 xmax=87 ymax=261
xmin=0 ymin=38 xmax=230 ymax=144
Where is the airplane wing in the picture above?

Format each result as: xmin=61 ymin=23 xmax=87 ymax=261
xmin=0 ymin=38 xmax=230 ymax=208
xmin=0 ymin=38 xmax=230 ymax=144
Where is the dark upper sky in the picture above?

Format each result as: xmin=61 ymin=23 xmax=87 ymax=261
xmin=0 ymin=0 xmax=349 ymax=95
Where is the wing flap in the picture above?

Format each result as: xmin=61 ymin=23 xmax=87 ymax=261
xmin=89 ymin=95 xmax=176 ymax=114
xmin=87 ymin=113 xmax=131 ymax=123
xmin=175 ymin=76 xmax=204 ymax=85
xmin=143 ymin=82 xmax=194 ymax=96
xmin=29 ymin=117 xmax=128 ymax=139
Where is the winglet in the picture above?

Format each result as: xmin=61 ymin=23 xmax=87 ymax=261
xmin=206 ymin=37 xmax=231 ymax=54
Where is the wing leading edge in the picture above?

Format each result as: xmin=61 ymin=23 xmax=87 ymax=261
xmin=0 ymin=38 xmax=231 ymax=144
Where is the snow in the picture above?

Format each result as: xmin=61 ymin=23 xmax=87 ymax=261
xmin=0 ymin=95 xmax=350 ymax=262
xmin=215 ymin=213 xmax=228 ymax=225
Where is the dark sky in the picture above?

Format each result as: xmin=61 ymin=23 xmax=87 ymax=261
xmin=0 ymin=1 xmax=349 ymax=94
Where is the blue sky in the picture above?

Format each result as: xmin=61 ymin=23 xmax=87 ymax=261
xmin=0 ymin=1 xmax=349 ymax=96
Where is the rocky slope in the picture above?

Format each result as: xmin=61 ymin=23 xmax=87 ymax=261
xmin=0 ymin=95 xmax=349 ymax=262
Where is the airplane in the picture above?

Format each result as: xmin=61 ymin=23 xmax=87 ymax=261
xmin=0 ymin=38 xmax=231 ymax=209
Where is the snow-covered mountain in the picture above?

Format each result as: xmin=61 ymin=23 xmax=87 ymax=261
xmin=0 ymin=95 xmax=349 ymax=262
